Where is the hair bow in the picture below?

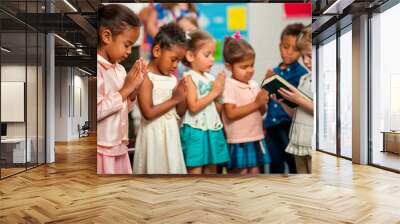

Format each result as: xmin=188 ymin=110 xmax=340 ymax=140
xmin=225 ymin=31 xmax=242 ymax=40
xmin=185 ymin=31 xmax=191 ymax=40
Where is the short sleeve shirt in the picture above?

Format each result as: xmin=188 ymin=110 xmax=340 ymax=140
xmin=222 ymin=78 xmax=264 ymax=144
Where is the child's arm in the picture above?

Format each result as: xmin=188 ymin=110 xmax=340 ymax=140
xmin=127 ymin=88 xmax=139 ymax=112
xmin=176 ymin=76 xmax=188 ymax=117
xmin=176 ymin=99 xmax=187 ymax=117
xmin=224 ymin=103 xmax=260 ymax=121
xmin=258 ymin=88 xmax=267 ymax=116
xmin=185 ymin=76 xmax=222 ymax=114
xmin=299 ymin=99 xmax=314 ymax=114
xmin=98 ymin=59 xmax=144 ymax=121
xmin=138 ymin=77 xmax=186 ymax=120
xmin=215 ymin=101 xmax=223 ymax=113
xmin=282 ymin=103 xmax=295 ymax=117
xmin=97 ymin=74 xmax=125 ymax=121
xmin=224 ymin=90 xmax=269 ymax=121
xmin=259 ymin=104 xmax=267 ymax=116
xmin=129 ymin=88 xmax=139 ymax=101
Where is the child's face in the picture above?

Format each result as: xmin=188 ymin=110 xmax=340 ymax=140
xmin=229 ymin=57 xmax=255 ymax=84
xmin=188 ymin=40 xmax=215 ymax=73
xmin=154 ymin=45 xmax=186 ymax=75
xmin=279 ymin=35 xmax=301 ymax=66
xmin=301 ymin=44 xmax=312 ymax=71
xmin=105 ymin=27 xmax=140 ymax=63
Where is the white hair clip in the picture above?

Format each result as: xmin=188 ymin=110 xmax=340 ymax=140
xmin=185 ymin=31 xmax=191 ymax=40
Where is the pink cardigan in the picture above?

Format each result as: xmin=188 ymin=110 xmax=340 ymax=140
xmin=97 ymin=55 xmax=134 ymax=149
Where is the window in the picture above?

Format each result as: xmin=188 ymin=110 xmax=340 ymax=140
xmin=317 ymin=36 xmax=337 ymax=154
xmin=0 ymin=0 xmax=47 ymax=179
xmin=312 ymin=45 xmax=317 ymax=150
xmin=371 ymin=3 xmax=400 ymax=171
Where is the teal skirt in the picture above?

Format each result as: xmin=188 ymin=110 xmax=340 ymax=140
xmin=180 ymin=124 xmax=230 ymax=167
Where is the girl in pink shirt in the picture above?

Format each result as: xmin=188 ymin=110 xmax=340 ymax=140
xmin=221 ymin=34 xmax=271 ymax=174
xmin=97 ymin=4 xmax=145 ymax=174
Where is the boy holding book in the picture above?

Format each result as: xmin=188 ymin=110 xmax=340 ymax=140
xmin=263 ymin=23 xmax=308 ymax=174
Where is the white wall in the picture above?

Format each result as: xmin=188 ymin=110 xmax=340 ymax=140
xmin=55 ymin=67 xmax=89 ymax=141
xmin=1 ymin=65 xmax=34 ymax=138
xmin=72 ymin=72 xmax=89 ymax=138
xmin=1 ymin=65 xmax=26 ymax=140
xmin=248 ymin=4 xmax=310 ymax=83
xmin=55 ymin=66 xmax=68 ymax=141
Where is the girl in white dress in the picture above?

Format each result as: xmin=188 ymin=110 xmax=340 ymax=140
xmin=133 ymin=23 xmax=188 ymax=174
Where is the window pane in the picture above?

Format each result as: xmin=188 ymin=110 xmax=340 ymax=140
xmin=340 ymin=29 xmax=352 ymax=158
xmin=312 ymin=45 xmax=316 ymax=150
xmin=1 ymin=32 xmax=27 ymax=177
xmin=318 ymin=37 xmax=337 ymax=154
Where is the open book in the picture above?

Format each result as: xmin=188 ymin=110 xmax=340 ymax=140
xmin=261 ymin=75 xmax=310 ymax=108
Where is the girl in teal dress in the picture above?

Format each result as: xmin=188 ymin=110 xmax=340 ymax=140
xmin=180 ymin=30 xmax=230 ymax=174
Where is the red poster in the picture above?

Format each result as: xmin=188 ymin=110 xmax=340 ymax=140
xmin=284 ymin=3 xmax=312 ymax=17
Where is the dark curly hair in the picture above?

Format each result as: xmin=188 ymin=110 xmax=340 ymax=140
xmin=98 ymin=4 xmax=141 ymax=45
xmin=223 ymin=37 xmax=255 ymax=65
xmin=280 ymin=23 xmax=305 ymax=40
xmin=152 ymin=22 xmax=188 ymax=57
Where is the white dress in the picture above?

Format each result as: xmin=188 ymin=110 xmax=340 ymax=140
xmin=133 ymin=72 xmax=187 ymax=174
xmin=285 ymin=74 xmax=314 ymax=156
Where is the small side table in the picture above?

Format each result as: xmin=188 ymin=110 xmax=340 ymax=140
xmin=381 ymin=131 xmax=400 ymax=154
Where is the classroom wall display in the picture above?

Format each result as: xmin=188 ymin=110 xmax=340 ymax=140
xmin=196 ymin=3 xmax=249 ymax=62
xmin=97 ymin=2 xmax=312 ymax=175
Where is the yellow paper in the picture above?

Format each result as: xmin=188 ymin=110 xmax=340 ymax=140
xmin=227 ymin=6 xmax=247 ymax=31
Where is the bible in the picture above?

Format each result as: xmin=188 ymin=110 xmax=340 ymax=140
xmin=261 ymin=75 xmax=309 ymax=108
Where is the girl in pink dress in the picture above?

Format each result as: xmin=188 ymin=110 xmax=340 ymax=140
xmin=97 ymin=4 xmax=145 ymax=174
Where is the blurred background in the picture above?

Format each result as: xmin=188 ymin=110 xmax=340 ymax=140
xmin=108 ymin=2 xmax=311 ymax=83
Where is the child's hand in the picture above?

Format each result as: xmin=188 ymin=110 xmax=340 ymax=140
xmin=279 ymin=86 xmax=314 ymax=114
xmin=138 ymin=58 xmax=148 ymax=79
xmin=212 ymin=71 xmax=226 ymax=96
xmin=277 ymin=86 xmax=303 ymax=105
xmin=172 ymin=77 xmax=187 ymax=103
xmin=127 ymin=59 xmax=145 ymax=89
xmin=255 ymin=89 xmax=269 ymax=106
xmin=270 ymin=93 xmax=284 ymax=105
xmin=120 ymin=60 xmax=142 ymax=100
xmin=265 ymin=68 xmax=275 ymax=79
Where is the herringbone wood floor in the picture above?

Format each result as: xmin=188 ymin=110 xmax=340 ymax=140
xmin=0 ymin=135 xmax=399 ymax=223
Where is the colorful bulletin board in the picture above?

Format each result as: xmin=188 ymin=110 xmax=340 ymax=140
xmin=196 ymin=3 xmax=249 ymax=63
